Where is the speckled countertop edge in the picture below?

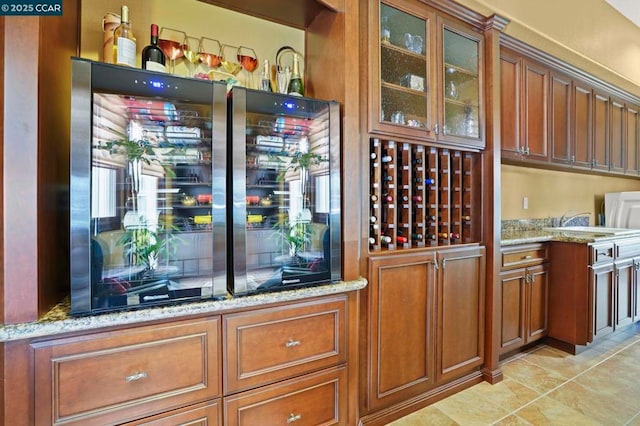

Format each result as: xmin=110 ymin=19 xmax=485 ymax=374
xmin=0 ymin=278 xmax=367 ymax=342
xmin=501 ymin=229 xmax=640 ymax=246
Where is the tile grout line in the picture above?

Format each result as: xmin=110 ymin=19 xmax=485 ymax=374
xmin=491 ymin=336 xmax=640 ymax=425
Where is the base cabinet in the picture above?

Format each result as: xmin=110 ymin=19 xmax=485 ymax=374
xmin=499 ymin=243 xmax=549 ymax=355
xmin=32 ymin=318 xmax=222 ymax=426
xmin=31 ymin=293 xmax=353 ymax=426
xmin=362 ymin=245 xmax=485 ymax=420
xmin=549 ymin=239 xmax=640 ymax=353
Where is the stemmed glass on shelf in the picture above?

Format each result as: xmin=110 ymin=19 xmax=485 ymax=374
xmin=182 ymin=35 xmax=201 ymax=77
xmin=198 ymin=37 xmax=222 ymax=72
xmin=220 ymin=44 xmax=242 ymax=76
xmin=158 ymin=27 xmax=186 ymax=74
xmin=237 ymin=46 xmax=258 ymax=88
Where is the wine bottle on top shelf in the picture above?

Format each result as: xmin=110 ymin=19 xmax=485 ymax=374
xmin=112 ymin=5 xmax=136 ymax=67
xmin=259 ymin=59 xmax=272 ymax=92
xmin=141 ymin=24 xmax=165 ymax=72
xmin=287 ymin=54 xmax=304 ymax=97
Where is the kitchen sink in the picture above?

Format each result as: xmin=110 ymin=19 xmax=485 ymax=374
xmin=542 ymin=226 xmax=640 ymax=236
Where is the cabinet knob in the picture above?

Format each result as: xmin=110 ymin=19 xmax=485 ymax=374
xmin=522 ymin=255 xmax=533 ymax=260
xmin=287 ymin=413 xmax=302 ymax=423
xmin=285 ymin=339 xmax=301 ymax=348
xmin=434 ymin=123 xmax=439 ymax=135
xmin=125 ymin=371 xmax=148 ymax=382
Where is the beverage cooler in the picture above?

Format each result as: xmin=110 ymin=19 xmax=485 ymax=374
xmin=228 ymin=88 xmax=342 ymax=295
xmin=70 ymin=58 xmax=228 ymax=315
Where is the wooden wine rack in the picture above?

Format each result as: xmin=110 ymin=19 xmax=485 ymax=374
xmin=369 ymin=137 xmax=481 ymax=251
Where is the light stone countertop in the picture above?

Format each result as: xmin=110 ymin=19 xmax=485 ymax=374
xmin=501 ymin=228 xmax=640 ymax=246
xmin=0 ymin=278 xmax=367 ymax=343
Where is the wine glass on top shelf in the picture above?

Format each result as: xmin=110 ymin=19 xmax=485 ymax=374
xmin=198 ymin=37 xmax=222 ymax=71
xmin=220 ymin=44 xmax=242 ymax=76
xmin=237 ymin=45 xmax=258 ymax=89
xmin=182 ymin=35 xmax=201 ymax=77
xmin=158 ymin=27 xmax=186 ymax=74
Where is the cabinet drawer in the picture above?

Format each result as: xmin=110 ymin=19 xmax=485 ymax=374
xmin=125 ymin=400 xmax=221 ymax=425
xmin=591 ymin=242 xmax=614 ymax=265
xmin=224 ymin=296 xmax=347 ymax=393
xmin=224 ymin=366 xmax=347 ymax=426
xmin=615 ymin=238 xmax=640 ymax=259
xmin=501 ymin=244 xmax=548 ymax=269
xmin=33 ymin=317 xmax=221 ymax=426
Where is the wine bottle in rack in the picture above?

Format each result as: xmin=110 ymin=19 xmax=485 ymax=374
xmin=424 ymin=177 xmax=435 ymax=185
xmin=412 ymin=158 xmax=423 ymax=165
xmin=412 ymin=233 xmax=424 ymax=241
xmin=462 ymin=215 xmax=471 ymax=221
xmin=371 ymin=194 xmax=379 ymax=202
xmin=383 ymin=174 xmax=393 ymax=182
xmin=412 ymin=195 xmax=423 ymax=202
xmin=369 ymin=237 xmax=376 ymax=245
xmin=427 ymin=234 xmax=437 ymax=240
xmin=380 ymin=235 xmax=392 ymax=245
xmin=141 ymin=24 xmax=165 ymax=72
xmin=370 ymin=215 xmax=378 ymax=223
xmin=439 ymin=232 xmax=461 ymax=240
xmin=382 ymin=194 xmax=393 ymax=202
xmin=371 ymin=152 xmax=378 ymax=160
xmin=381 ymin=155 xmax=393 ymax=163
xmin=397 ymin=236 xmax=408 ymax=244
xmin=402 ymin=195 xmax=409 ymax=202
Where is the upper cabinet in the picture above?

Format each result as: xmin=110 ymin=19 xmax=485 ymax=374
xmin=500 ymin=42 xmax=640 ymax=178
xmin=368 ymin=0 xmax=485 ymax=149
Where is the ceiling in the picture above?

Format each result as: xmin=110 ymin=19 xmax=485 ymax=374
xmin=605 ymin=0 xmax=640 ymax=28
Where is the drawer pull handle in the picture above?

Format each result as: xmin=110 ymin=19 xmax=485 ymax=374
xmin=125 ymin=371 xmax=148 ymax=382
xmin=285 ymin=339 xmax=301 ymax=348
xmin=522 ymin=255 xmax=533 ymax=260
xmin=287 ymin=413 xmax=302 ymax=423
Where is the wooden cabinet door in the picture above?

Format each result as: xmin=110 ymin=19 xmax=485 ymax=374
xmin=549 ymin=72 xmax=572 ymax=165
xmin=590 ymin=263 xmax=615 ymax=342
xmin=365 ymin=253 xmax=437 ymax=412
xmin=499 ymin=269 xmax=525 ymax=354
xmin=521 ymin=59 xmax=548 ymax=161
xmin=625 ymin=105 xmax=640 ymax=176
xmin=592 ymin=92 xmax=610 ymax=171
xmin=500 ymin=52 xmax=522 ymax=160
xmin=526 ymin=264 xmax=549 ymax=343
xmin=369 ymin=0 xmax=436 ymax=141
xmin=572 ymin=82 xmax=593 ymax=168
xmin=436 ymin=246 xmax=485 ymax=383
xmin=610 ymin=97 xmax=626 ymax=174
xmin=615 ymin=258 xmax=634 ymax=328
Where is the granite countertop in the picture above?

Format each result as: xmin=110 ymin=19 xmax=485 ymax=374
xmin=0 ymin=277 xmax=367 ymax=343
xmin=501 ymin=228 xmax=640 ymax=246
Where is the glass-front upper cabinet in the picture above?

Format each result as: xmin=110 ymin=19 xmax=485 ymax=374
xmin=439 ymin=20 xmax=484 ymax=147
xmin=370 ymin=0 xmax=436 ymax=140
xmin=370 ymin=1 xmax=484 ymax=148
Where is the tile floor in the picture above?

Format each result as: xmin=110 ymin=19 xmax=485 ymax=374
xmin=390 ymin=323 xmax=640 ymax=425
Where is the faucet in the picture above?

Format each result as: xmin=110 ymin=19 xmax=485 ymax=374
xmin=559 ymin=210 xmax=592 ymax=227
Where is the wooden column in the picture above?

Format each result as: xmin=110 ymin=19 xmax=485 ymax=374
xmin=481 ymin=13 xmax=510 ymax=384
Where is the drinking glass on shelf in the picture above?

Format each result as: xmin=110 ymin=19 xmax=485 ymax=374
xmin=220 ymin=44 xmax=242 ymax=76
xmin=198 ymin=37 xmax=222 ymax=70
xmin=182 ymin=35 xmax=200 ymax=77
xmin=237 ymin=45 xmax=258 ymax=88
xmin=158 ymin=27 xmax=186 ymax=74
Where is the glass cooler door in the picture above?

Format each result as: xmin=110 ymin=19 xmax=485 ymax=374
xmin=229 ymin=88 xmax=341 ymax=295
xmin=70 ymin=59 xmax=227 ymax=314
